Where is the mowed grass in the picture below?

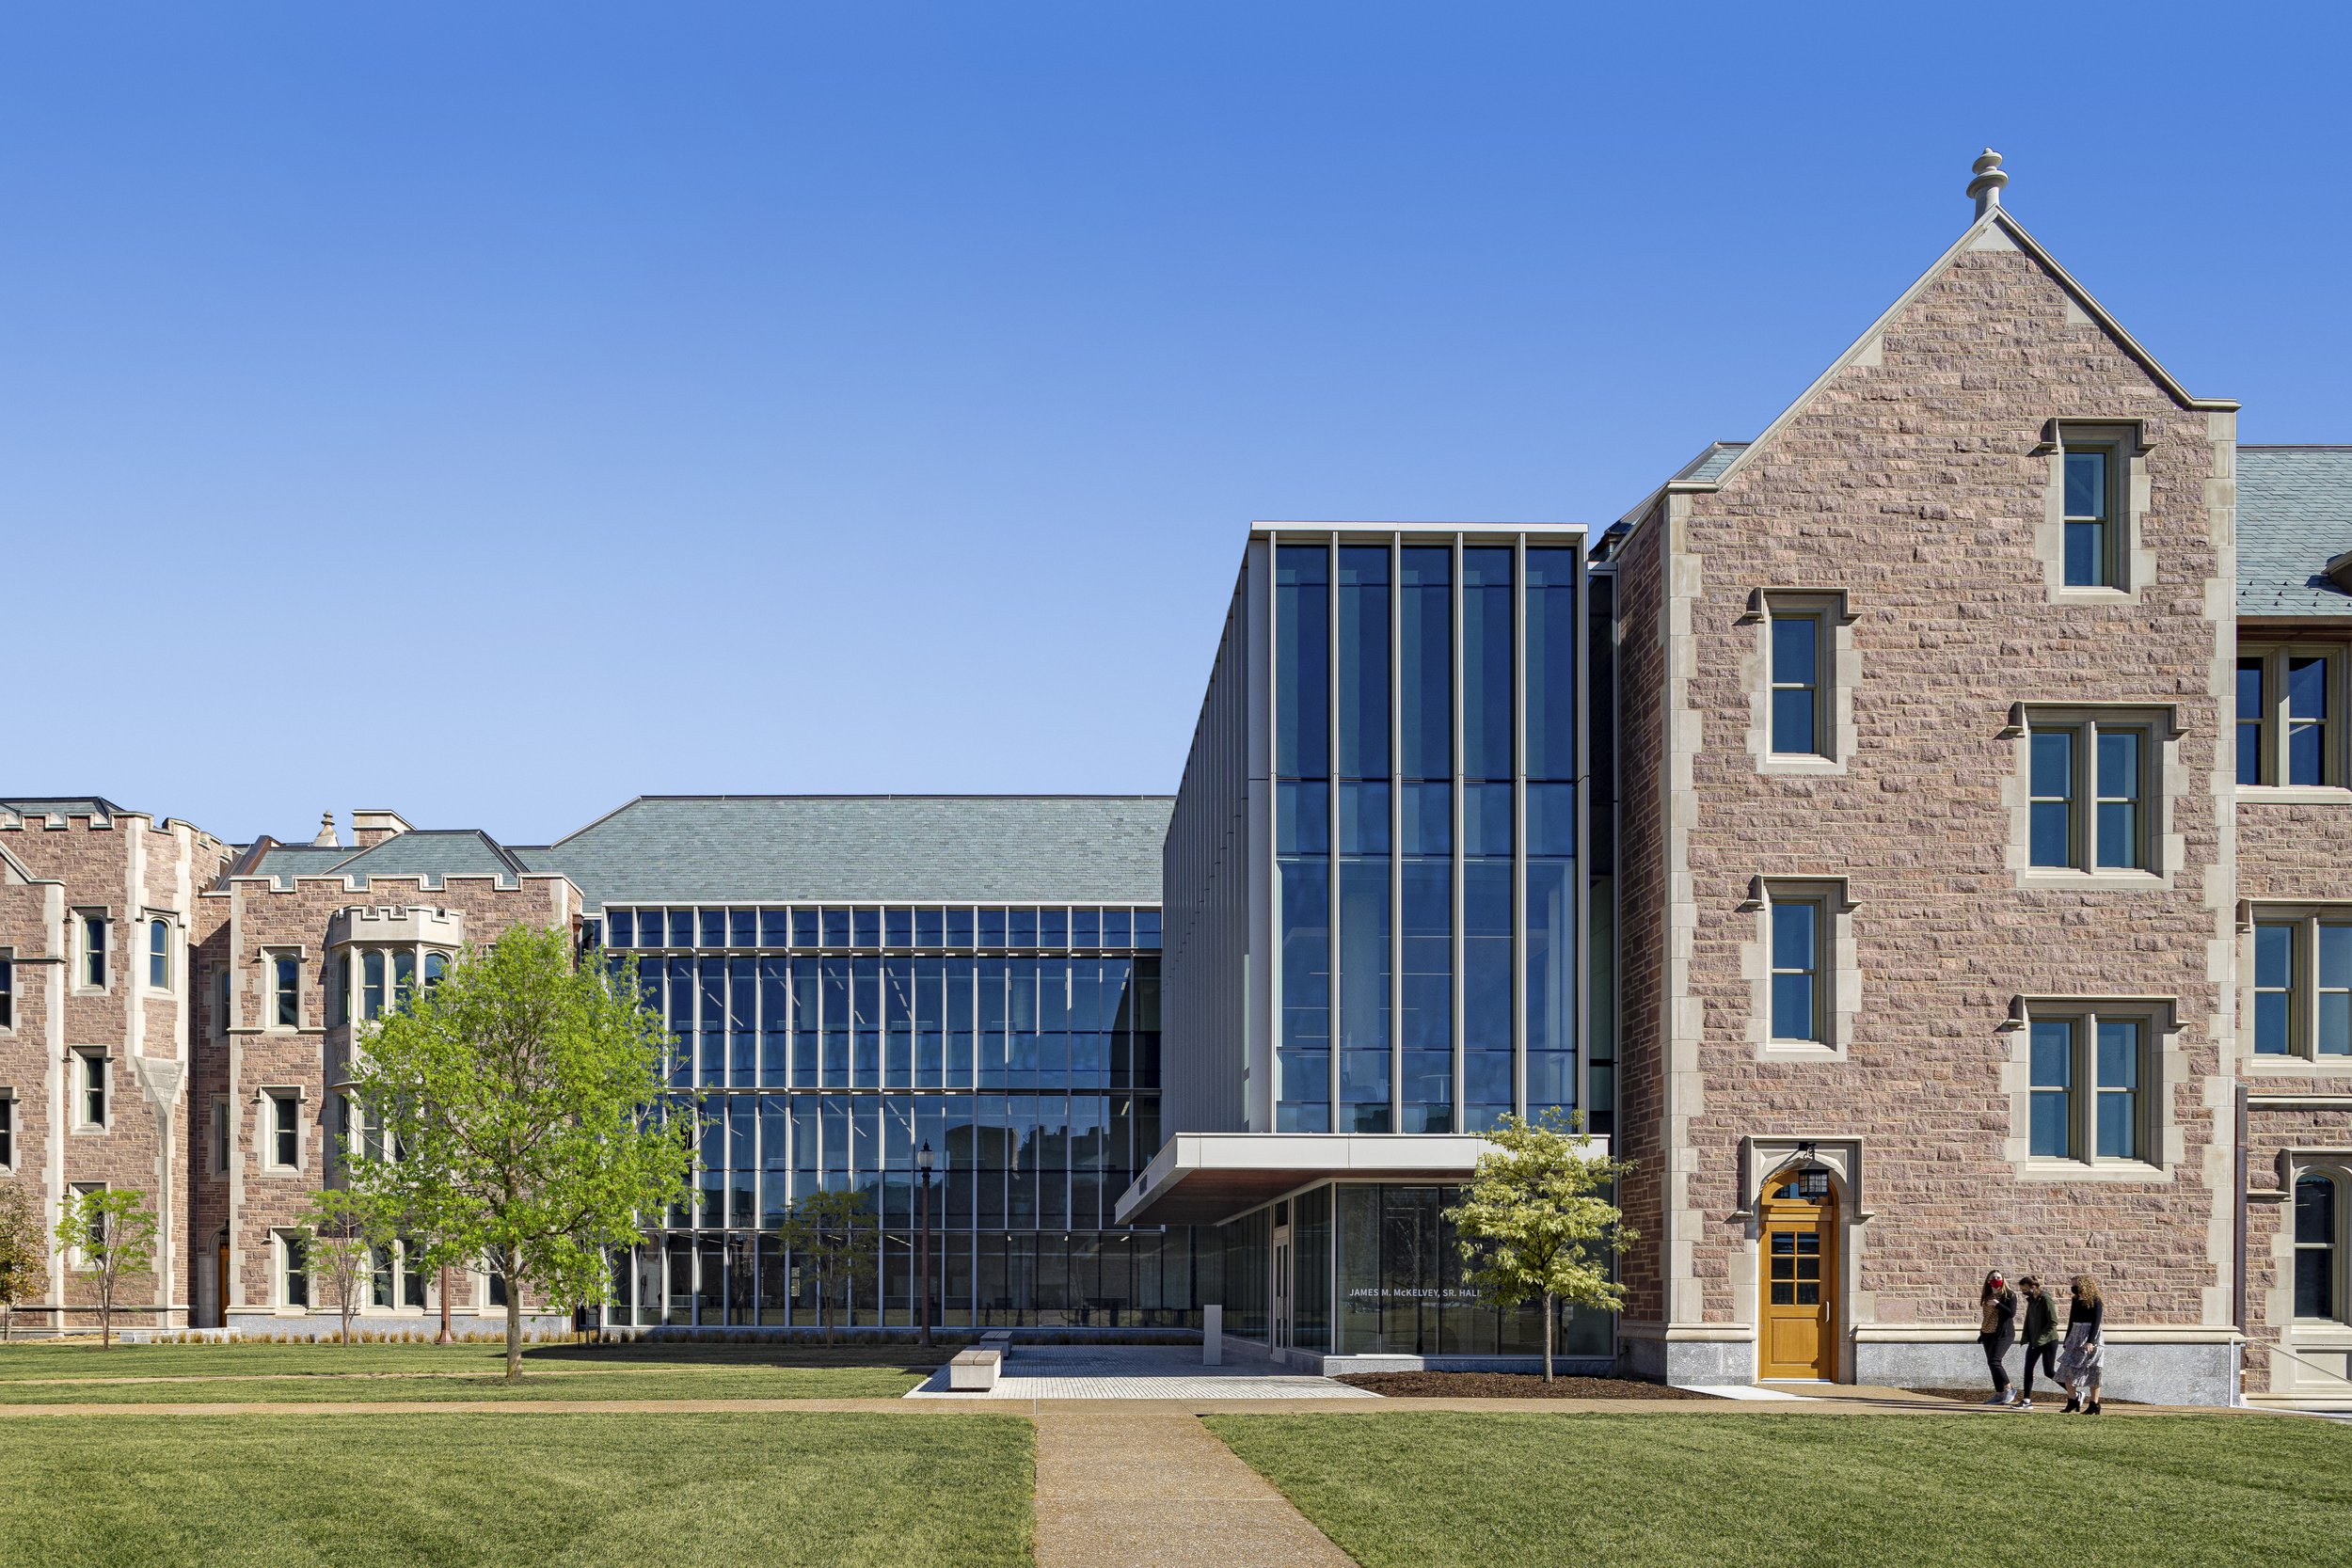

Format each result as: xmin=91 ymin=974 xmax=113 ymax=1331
xmin=0 ymin=1412 xmax=1030 ymax=1568
xmin=0 ymin=1339 xmax=930 ymax=1402
xmin=1205 ymin=1412 xmax=2352 ymax=1568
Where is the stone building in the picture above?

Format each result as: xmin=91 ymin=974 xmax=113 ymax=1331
xmin=5 ymin=153 xmax=2349 ymax=1405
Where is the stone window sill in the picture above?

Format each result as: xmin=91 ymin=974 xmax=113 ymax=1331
xmin=1758 ymin=1042 xmax=1845 ymax=1063
xmin=2013 ymin=1160 xmax=2170 ymax=1183
xmin=2018 ymin=870 xmax=2168 ymax=893
xmin=2237 ymin=785 xmax=2352 ymax=806
xmin=2049 ymin=586 xmax=2138 ymax=607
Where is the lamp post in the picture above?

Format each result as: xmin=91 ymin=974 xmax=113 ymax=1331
xmin=914 ymin=1142 xmax=936 ymax=1349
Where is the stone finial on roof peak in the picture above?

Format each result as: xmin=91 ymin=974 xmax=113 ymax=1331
xmin=1967 ymin=148 xmax=2009 ymax=216
xmin=311 ymin=812 xmax=341 ymax=847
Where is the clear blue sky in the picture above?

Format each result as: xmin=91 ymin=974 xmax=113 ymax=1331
xmin=6 ymin=3 xmax=2346 ymax=847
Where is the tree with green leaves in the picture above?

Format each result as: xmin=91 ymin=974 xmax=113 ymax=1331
xmin=54 ymin=1187 xmax=157 ymax=1349
xmin=1443 ymin=1109 xmax=1634 ymax=1382
xmin=0 ymin=1182 xmax=45 ymax=1341
xmin=343 ymin=924 xmax=692 ymax=1380
xmin=296 ymin=1187 xmax=397 ymax=1346
xmin=776 ymin=1187 xmax=877 ymax=1346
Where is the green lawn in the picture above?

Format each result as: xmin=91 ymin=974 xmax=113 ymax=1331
xmin=0 ymin=1412 xmax=1029 ymax=1567
xmin=0 ymin=1340 xmax=929 ymax=1402
xmin=1205 ymin=1412 xmax=2352 ymax=1568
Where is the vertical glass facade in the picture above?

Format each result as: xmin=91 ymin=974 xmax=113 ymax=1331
xmin=1272 ymin=532 xmax=1580 ymax=1134
xmin=599 ymin=903 xmax=1218 ymax=1328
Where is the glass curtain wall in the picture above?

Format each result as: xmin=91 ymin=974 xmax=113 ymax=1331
xmin=1272 ymin=531 xmax=1579 ymax=1137
xmin=1333 ymin=1182 xmax=1612 ymax=1356
xmin=596 ymin=904 xmax=1215 ymax=1329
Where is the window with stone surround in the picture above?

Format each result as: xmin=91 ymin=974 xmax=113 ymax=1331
xmin=2035 ymin=420 xmax=2151 ymax=601
xmin=1742 ymin=877 xmax=1856 ymax=1058
xmin=147 ymin=918 xmax=170 ymax=991
xmin=1744 ymin=589 xmax=1855 ymax=774
xmin=72 ymin=1050 xmax=108 ymax=1130
xmin=2248 ymin=909 xmax=2352 ymax=1062
xmin=265 ymin=1089 xmax=302 ymax=1170
xmin=2237 ymin=644 xmax=2348 ymax=790
xmin=2010 ymin=998 xmax=2169 ymax=1174
xmin=76 ymin=911 xmax=107 ymax=990
xmin=343 ymin=945 xmax=442 ymax=1023
xmin=0 ymin=1092 xmax=14 ymax=1171
xmin=277 ymin=1229 xmax=309 ymax=1308
xmin=209 ymin=1098 xmax=230 ymax=1177
xmin=2010 ymin=705 xmax=2176 ymax=887
xmin=2297 ymin=1171 xmax=2346 ymax=1324
xmin=0 ymin=951 xmax=13 ymax=1029
xmin=274 ymin=956 xmax=300 ymax=1028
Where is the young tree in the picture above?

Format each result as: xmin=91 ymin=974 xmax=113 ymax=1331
xmin=0 ymin=1182 xmax=45 ymax=1341
xmin=777 ymin=1188 xmax=877 ymax=1347
xmin=344 ymin=925 xmax=692 ymax=1381
xmin=296 ymin=1188 xmax=396 ymax=1346
xmin=1443 ymin=1109 xmax=1634 ymax=1383
xmin=53 ymin=1188 xmax=158 ymax=1350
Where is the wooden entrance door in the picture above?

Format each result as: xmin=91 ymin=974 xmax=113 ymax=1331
xmin=1758 ymin=1174 xmax=1837 ymax=1380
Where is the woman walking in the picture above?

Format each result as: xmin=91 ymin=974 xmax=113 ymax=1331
xmin=1978 ymin=1271 xmax=2019 ymax=1405
xmin=2056 ymin=1274 xmax=2106 ymax=1414
xmin=2014 ymin=1276 xmax=2061 ymax=1409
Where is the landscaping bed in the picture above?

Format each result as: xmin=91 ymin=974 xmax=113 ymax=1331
xmin=1336 ymin=1371 xmax=1700 ymax=1399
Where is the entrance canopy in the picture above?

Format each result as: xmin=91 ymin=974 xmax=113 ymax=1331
xmin=1115 ymin=1132 xmax=1610 ymax=1227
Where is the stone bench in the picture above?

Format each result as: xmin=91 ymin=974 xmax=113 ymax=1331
xmin=949 ymin=1347 xmax=1003 ymax=1391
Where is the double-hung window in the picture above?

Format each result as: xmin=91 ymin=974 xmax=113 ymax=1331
xmin=2249 ymin=912 xmax=2352 ymax=1059
xmin=274 ymin=957 xmax=300 ymax=1027
xmin=2026 ymin=713 xmax=2158 ymax=875
xmin=1771 ymin=899 xmax=1824 ymax=1042
xmin=0 ymin=1094 xmax=14 ymax=1170
xmin=2237 ymin=645 xmax=2344 ymax=788
xmin=2297 ymin=1174 xmax=2345 ymax=1323
xmin=0 ymin=953 xmax=12 ymax=1029
xmin=148 ymin=919 xmax=170 ymax=990
xmin=268 ymin=1092 xmax=300 ymax=1169
xmin=279 ymin=1231 xmax=309 ymax=1308
xmin=80 ymin=913 xmax=107 ymax=990
xmin=2063 ymin=444 xmax=2117 ymax=587
xmin=75 ymin=1052 xmax=107 ymax=1129
xmin=2026 ymin=1004 xmax=2160 ymax=1166
xmin=1770 ymin=613 xmax=1824 ymax=756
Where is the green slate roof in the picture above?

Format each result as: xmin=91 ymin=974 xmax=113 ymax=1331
xmin=2239 ymin=447 xmax=2352 ymax=618
xmin=525 ymin=795 xmax=1172 ymax=910
xmin=246 ymin=831 xmax=529 ymax=890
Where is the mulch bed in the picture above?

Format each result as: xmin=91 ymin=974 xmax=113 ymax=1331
xmin=1337 ymin=1371 xmax=1709 ymax=1399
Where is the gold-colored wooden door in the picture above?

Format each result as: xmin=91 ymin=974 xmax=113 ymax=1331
xmin=1759 ymin=1176 xmax=1836 ymax=1380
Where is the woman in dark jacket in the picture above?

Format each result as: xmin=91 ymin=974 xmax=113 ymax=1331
xmin=2057 ymin=1275 xmax=2106 ymax=1414
xmin=2014 ymin=1276 xmax=2061 ymax=1409
xmin=1977 ymin=1271 xmax=2019 ymax=1405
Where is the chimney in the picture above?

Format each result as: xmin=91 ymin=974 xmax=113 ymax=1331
xmin=350 ymin=809 xmax=412 ymax=849
xmin=1967 ymin=148 xmax=2009 ymax=217
xmin=310 ymin=812 xmax=341 ymax=848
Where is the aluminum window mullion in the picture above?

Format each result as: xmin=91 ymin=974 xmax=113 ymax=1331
xmin=1327 ymin=531 xmax=1341 ymax=1126
xmin=1512 ymin=533 xmax=1528 ymax=1116
xmin=1451 ymin=533 xmax=1467 ymax=1122
xmin=1390 ymin=531 xmax=1404 ymax=1133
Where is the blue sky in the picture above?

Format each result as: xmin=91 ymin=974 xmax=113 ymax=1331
xmin=6 ymin=3 xmax=2346 ymax=846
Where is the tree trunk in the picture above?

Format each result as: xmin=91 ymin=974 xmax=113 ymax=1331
xmin=437 ymin=1263 xmax=453 ymax=1345
xmin=503 ymin=1252 xmax=523 ymax=1382
xmin=822 ymin=1262 xmax=836 ymax=1347
xmin=100 ymin=1275 xmax=113 ymax=1350
xmin=1542 ymin=1291 xmax=1555 ymax=1384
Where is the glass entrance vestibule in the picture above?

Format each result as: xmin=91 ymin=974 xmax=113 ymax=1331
xmin=1216 ymin=1181 xmax=1613 ymax=1360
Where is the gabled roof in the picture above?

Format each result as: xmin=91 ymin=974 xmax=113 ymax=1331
xmin=2238 ymin=447 xmax=2352 ymax=618
xmin=334 ymin=830 xmax=532 ymax=889
xmin=0 ymin=797 xmax=132 ymax=826
xmin=1611 ymin=203 xmax=2236 ymax=535
xmin=529 ymin=795 xmax=1173 ymax=909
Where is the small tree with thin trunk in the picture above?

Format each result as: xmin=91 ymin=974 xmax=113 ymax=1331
xmin=0 ymin=1182 xmax=45 ymax=1341
xmin=54 ymin=1188 xmax=158 ymax=1349
xmin=1443 ymin=1109 xmax=1634 ymax=1383
xmin=345 ymin=925 xmax=691 ymax=1380
xmin=297 ymin=1188 xmax=396 ymax=1346
xmin=777 ymin=1188 xmax=877 ymax=1347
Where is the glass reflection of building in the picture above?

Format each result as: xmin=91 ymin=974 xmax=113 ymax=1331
xmin=580 ymin=874 xmax=1214 ymax=1329
xmin=1144 ymin=526 xmax=1604 ymax=1363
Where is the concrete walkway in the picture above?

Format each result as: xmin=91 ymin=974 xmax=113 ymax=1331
xmin=1033 ymin=1407 xmax=1355 ymax=1568
xmin=907 ymin=1343 xmax=1375 ymax=1402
